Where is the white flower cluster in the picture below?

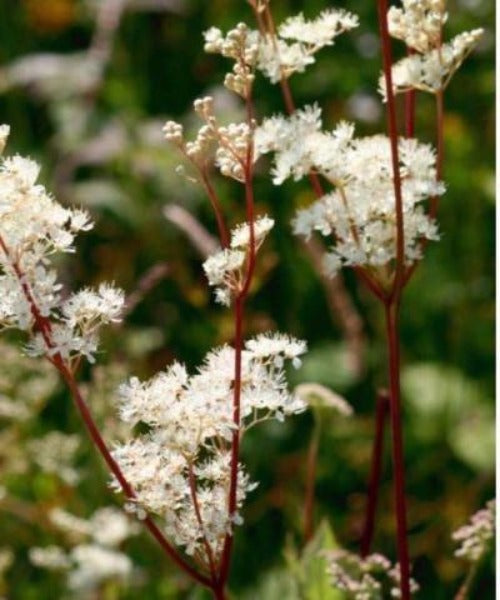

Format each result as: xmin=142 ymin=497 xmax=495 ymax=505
xmin=28 ymin=431 xmax=81 ymax=485
xmin=327 ymin=550 xmax=419 ymax=599
xmin=256 ymin=106 xmax=444 ymax=277
xmin=452 ymin=499 xmax=495 ymax=563
xmin=203 ymin=215 xmax=274 ymax=305
xmin=0 ymin=126 xmax=124 ymax=365
xmin=204 ymin=23 xmax=258 ymax=97
xmin=380 ymin=0 xmax=483 ymax=99
xmin=204 ymin=9 xmax=358 ymax=85
xmin=163 ymin=97 xmax=253 ymax=183
xmin=111 ymin=332 xmax=306 ymax=562
xmin=388 ymin=0 xmax=447 ymax=53
xmin=30 ymin=506 xmax=137 ymax=595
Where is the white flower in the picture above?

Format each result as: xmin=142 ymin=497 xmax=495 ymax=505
xmin=255 ymin=104 xmax=323 ymax=184
xmin=204 ymin=10 xmax=358 ymax=86
xmin=452 ymin=499 xmax=495 ymax=563
xmin=0 ymin=126 xmax=122 ymax=364
xmin=388 ymin=0 xmax=447 ymax=53
xmin=112 ymin=333 xmax=306 ymax=562
xmin=260 ymin=109 xmax=444 ymax=275
xmin=278 ymin=9 xmax=359 ymax=47
xmin=203 ymin=216 xmax=274 ymax=305
xmin=68 ymin=545 xmax=132 ymax=591
xmin=380 ymin=29 xmax=484 ymax=99
xmin=327 ymin=550 xmax=419 ymax=600
xmin=230 ymin=215 xmax=274 ymax=249
xmin=28 ymin=432 xmax=80 ymax=485
xmin=29 ymin=546 xmax=71 ymax=570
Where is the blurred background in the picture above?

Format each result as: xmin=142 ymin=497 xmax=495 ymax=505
xmin=0 ymin=0 xmax=494 ymax=598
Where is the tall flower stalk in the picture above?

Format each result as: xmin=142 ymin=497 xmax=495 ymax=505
xmin=247 ymin=1 xmax=483 ymax=597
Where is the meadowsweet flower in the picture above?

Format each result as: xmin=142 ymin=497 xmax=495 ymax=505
xmin=28 ymin=432 xmax=80 ymax=485
xmin=30 ymin=546 xmax=72 ymax=570
xmin=452 ymin=499 xmax=495 ymax=562
xmin=257 ymin=108 xmax=444 ymax=277
xmin=68 ymin=545 xmax=132 ymax=592
xmin=327 ymin=550 xmax=419 ymax=599
xmin=388 ymin=0 xmax=447 ymax=53
xmin=0 ymin=126 xmax=124 ymax=365
xmin=203 ymin=23 xmax=258 ymax=97
xmin=203 ymin=217 xmax=274 ymax=305
xmin=382 ymin=0 xmax=483 ymax=100
xmin=31 ymin=506 xmax=137 ymax=595
xmin=164 ymin=98 xmax=253 ymax=183
xmin=112 ymin=332 xmax=306 ymax=562
xmin=279 ymin=9 xmax=359 ymax=47
xmin=254 ymin=104 xmax=324 ymax=183
xmin=380 ymin=29 xmax=484 ymax=100
xmin=230 ymin=215 xmax=274 ymax=249
xmin=204 ymin=10 xmax=358 ymax=85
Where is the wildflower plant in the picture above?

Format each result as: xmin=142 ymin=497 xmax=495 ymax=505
xmin=0 ymin=0 xmax=489 ymax=599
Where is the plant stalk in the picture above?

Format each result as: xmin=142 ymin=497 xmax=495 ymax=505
xmin=384 ymin=301 xmax=411 ymax=600
xmin=303 ymin=425 xmax=320 ymax=544
xmin=360 ymin=388 xmax=389 ymax=556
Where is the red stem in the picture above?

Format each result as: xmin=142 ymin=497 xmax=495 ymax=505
xmin=0 ymin=235 xmax=212 ymax=589
xmin=217 ymin=295 xmax=244 ymax=585
xmin=53 ymin=353 xmax=213 ymax=588
xmin=360 ymin=388 xmax=389 ymax=557
xmin=376 ymin=0 xmax=405 ymax=302
xmin=217 ymin=91 xmax=257 ymax=590
xmin=201 ymin=171 xmax=230 ymax=248
xmin=188 ymin=463 xmax=217 ymax=582
xmin=303 ymin=428 xmax=319 ymax=544
xmin=384 ymin=302 xmax=411 ymax=600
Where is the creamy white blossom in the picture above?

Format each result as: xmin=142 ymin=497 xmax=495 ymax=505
xmin=382 ymin=0 xmax=483 ymax=100
xmin=257 ymin=108 xmax=444 ymax=276
xmin=452 ymin=499 xmax=495 ymax=563
xmin=112 ymin=332 xmax=306 ymax=562
xmin=68 ymin=545 xmax=132 ymax=592
xmin=380 ymin=29 xmax=484 ymax=100
xmin=204 ymin=10 xmax=358 ymax=85
xmin=31 ymin=506 xmax=137 ymax=595
xmin=164 ymin=98 xmax=253 ymax=183
xmin=0 ymin=126 xmax=124 ymax=364
xmin=203 ymin=217 xmax=274 ymax=306
xmin=388 ymin=0 xmax=447 ymax=53
xmin=327 ymin=550 xmax=419 ymax=599
xmin=28 ymin=432 xmax=80 ymax=485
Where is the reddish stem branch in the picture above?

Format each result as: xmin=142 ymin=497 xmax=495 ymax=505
xmin=0 ymin=234 xmax=211 ymax=589
xmin=376 ymin=0 xmax=405 ymax=301
xmin=303 ymin=428 xmax=320 ymax=544
xmin=384 ymin=302 xmax=411 ymax=600
xmin=376 ymin=2 xmax=412 ymax=596
xmin=188 ymin=463 xmax=217 ymax=581
xmin=217 ymin=295 xmax=244 ymax=586
xmin=360 ymin=388 xmax=389 ymax=557
xmin=201 ymin=171 xmax=230 ymax=248
xmin=217 ymin=94 xmax=257 ymax=591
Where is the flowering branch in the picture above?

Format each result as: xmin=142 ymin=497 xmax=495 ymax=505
xmin=0 ymin=232 xmax=211 ymax=588
xmin=376 ymin=0 xmax=412 ymax=596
